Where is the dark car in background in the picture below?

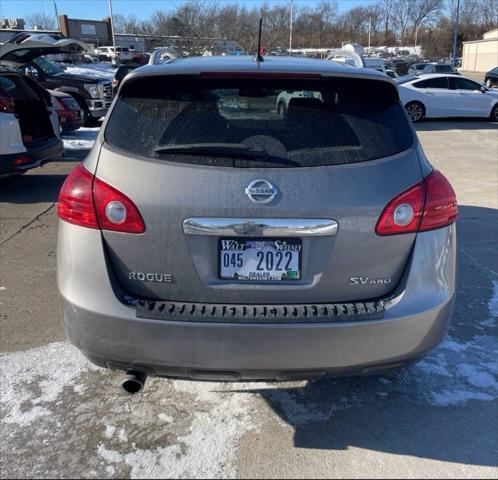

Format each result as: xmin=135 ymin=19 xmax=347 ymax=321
xmin=421 ymin=63 xmax=460 ymax=75
xmin=408 ymin=63 xmax=429 ymax=76
xmin=389 ymin=59 xmax=409 ymax=76
xmin=485 ymin=67 xmax=498 ymax=88
xmin=112 ymin=64 xmax=140 ymax=96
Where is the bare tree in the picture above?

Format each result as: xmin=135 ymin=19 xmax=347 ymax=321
xmin=393 ymin=0 xmax=417 ymax=43
xmin=25 ymin=12 xmax=57 ymax=30
xmin=379 ymin=0 xmax=395 ymax=43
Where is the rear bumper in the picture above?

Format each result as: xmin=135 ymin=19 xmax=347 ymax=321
xmin=0 ymin=137 xmax=63 ymax=175
xmin=58 ymin=222 xmax=456 ymax=380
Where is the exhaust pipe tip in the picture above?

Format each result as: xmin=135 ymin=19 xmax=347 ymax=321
xmin=121 ymin=371 xmax=147 ymax=394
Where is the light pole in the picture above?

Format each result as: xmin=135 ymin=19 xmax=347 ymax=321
xmin=108 ymin=0 xmax=116 ymax=50
xmin=289 ymin=0 xmax=294 ymax=55
xmin=451 ymin=0 xmax=460 ymax=67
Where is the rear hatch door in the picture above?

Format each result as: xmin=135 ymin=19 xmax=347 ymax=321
xmin=95 ymin=71 xmax=421 ymax=304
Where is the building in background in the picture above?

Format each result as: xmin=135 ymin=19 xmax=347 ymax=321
xmin=0 ymin=18 xmax=25 ymax=29
xmin=462 ymin=29 xmax=498 ymax=73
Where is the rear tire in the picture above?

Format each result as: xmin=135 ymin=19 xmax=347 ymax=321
xmin=490 ymin=104 xmax=498 ymax=122
xmin=405 ymin=101 xmax=425 ymax=123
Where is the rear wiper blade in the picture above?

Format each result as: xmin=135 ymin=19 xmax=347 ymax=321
xmin=153 ymin=143 xmax=299 ymax=166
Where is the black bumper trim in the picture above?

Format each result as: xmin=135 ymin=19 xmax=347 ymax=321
xmin=135 ymin=299 xmax=385 ymax=324
xmin=0 ymin=137 xmax=63 ymax=174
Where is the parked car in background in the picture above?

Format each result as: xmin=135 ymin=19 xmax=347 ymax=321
xmin=49 ymin=89 xmax=82 ymax=133
xmin=58 ymin=56 xmax=458 ymax=391
xmin=484 ymin=67 xmax=498 ymax=88
xmin=408 ymin=63 xmax=429 ymax=76
xmin=112 ymin=64 xmax=140 ymax=96
xmin=96 ymin=46 xmax=133 ymax=64
xmin=421 ymin=63 xmax=460 ymax=75
xmin=2 ymin=33 xmax=112 ymax=125
xmin=364 ymin=57 xmax=387 ymax=73
xmin=397 ymin=74 xmax=498 ymax=122
xmin=389 ymin=59 xmax=409 ymax=76
xmin=0 ymin=68 xmax=62 ymax=175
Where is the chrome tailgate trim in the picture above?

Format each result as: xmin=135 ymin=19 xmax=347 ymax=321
xmin=183 ymin=218 xmax=338 ymax=237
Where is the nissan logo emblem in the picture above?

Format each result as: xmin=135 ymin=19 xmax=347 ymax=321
xmin=245 ymin=179 xmax=278 ymax=204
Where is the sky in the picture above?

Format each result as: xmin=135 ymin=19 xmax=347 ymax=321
xmin=0 ymin=0 xmax=375 ymax=22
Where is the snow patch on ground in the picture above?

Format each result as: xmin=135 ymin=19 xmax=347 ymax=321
xmin=0 ymin=342 xmax=98 ymax=427
xmin=96 ymin=384 xmax=255 ymax=479
xmin=62 ymin=127 xmax=99 ymax=150
xmin=1 ymin=342 xmax=257 ymax=479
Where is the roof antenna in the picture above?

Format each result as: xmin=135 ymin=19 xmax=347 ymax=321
xmin=255 ymin=17 xmax=264 ymax=62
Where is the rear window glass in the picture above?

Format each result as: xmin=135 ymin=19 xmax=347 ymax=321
xmin=105 ymin=75 xmax=413 ymax=168
xmin=435 ymin=65 xmax=454 ymax=73
xmin=414 ymin=77 xmax=449 ymax=89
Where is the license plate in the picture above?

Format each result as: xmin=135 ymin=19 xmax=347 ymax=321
xmin=219 ymin=238 xmax=302 ymax=281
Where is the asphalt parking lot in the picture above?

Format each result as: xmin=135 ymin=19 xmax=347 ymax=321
xmin=1 ymin=120 xmax=497 ymax=478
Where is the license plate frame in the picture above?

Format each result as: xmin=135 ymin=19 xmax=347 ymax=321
xmin=218 ymin=237 xmax=302 ymax=281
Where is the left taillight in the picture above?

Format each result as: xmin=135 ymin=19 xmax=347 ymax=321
xmin=58 ymin=164 xmax=145 ymax=234
xmin=0 ymin=89 xmax=15 ymax=113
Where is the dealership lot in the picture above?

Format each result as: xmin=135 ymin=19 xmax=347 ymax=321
xmin=1 ymin=120 xmax=497 ymax=478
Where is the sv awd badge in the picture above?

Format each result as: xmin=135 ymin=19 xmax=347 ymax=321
xmin=349 ymin=276 xmax=392 ymax=285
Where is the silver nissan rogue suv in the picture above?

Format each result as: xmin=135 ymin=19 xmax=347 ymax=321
xmin=57 ymin=56 xmax=457 ymax=384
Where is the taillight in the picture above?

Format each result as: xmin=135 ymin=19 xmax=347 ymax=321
xmin=0 ymin=92 xmax=15 ymax=113
xmin=376 ymin=170 xmax=457 ymax=236
xmin=93 ymin=176 xmax=145 ymax=233
xmin=58 ymin=164 xmax=98 ymax=228
xmin=58 ymin=164 xmax=145 ymax=234
xmin=419 ymin=170 xmax=458 ymax=231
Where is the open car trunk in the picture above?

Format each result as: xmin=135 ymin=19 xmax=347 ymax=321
xmin=0 ymin=72 xmax=56 ymax=144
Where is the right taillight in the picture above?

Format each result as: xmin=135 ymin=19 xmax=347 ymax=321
xmin=376 ymin=170 xmax=457 ymax=236
xmin=419 ymin=170 xmax=458 ymax=232
xmin=58 ymin=164 xmax=145 ymax=234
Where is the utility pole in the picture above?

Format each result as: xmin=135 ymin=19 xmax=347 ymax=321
xmin=289 ymin=0 xmax=294 ymax=56
xmin=108 ymin=0 xmax=116 ymax=49
xmin=53 ymin=0 xmax=60 ymax=31
xmin=451 ymin=0 xmax=460 ymax=67
xmin=414 ymin=24 xmax=418 ymax=49
xmin=368 ymin=16 xmax=371 ymax=48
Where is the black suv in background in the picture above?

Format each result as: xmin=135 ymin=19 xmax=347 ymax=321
xmin=112 ymin=64 xmax=139 ymax=96
xmin=24 ymin=56 xmax=112 ymax=125
xmin=485 ymin=67 xmax=498 ymax=88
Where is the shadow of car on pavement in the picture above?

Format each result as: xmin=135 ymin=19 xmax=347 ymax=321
xmin=227 ymin=205 xmax=498 ymax=467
